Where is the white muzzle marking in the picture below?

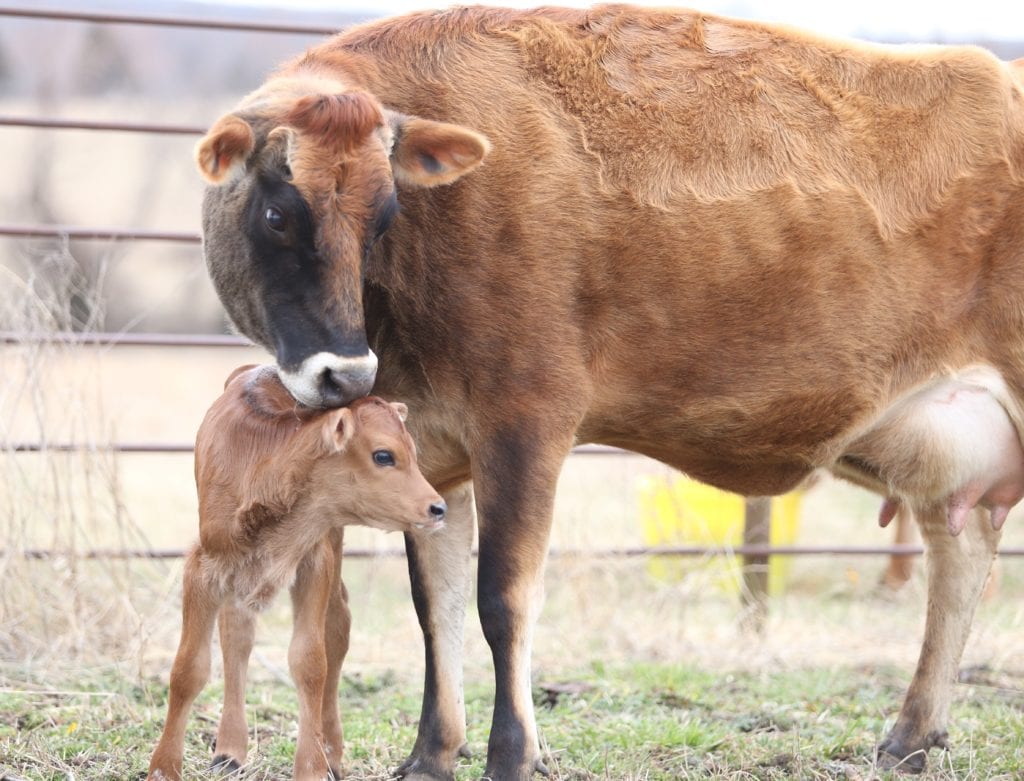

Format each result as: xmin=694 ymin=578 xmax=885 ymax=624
xmin=278 ymin=350 xmax=378 ymax=407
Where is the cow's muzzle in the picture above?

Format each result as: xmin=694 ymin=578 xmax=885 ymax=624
xmin=278 ymin=351 xmax=378 ymax=408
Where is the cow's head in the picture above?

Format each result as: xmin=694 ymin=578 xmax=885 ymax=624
xmin=196 ymin=77 xmax=490 ymax=407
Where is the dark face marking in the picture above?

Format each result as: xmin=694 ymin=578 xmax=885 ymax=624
xmin=238 ymin=171 xmax=370 ymax=371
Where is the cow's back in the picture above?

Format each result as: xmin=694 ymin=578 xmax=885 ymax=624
xmin=289 ymin=5 xmax=1024 ymax=495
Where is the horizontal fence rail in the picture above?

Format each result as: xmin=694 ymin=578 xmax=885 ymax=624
xmin=0 ymin=116 xmax=207 ymax=135
xmin=0 ymin=331 xmax=249 ymax=347
xmin=0 ymin=6 xmax=343 ymax=35
xmin=0 ymin=224 xmax=201 ymax=242
xmin=9 ymin=545 xmax=1024 ymax=561
xmin=5 ymin=440 xmax=624 ymax=456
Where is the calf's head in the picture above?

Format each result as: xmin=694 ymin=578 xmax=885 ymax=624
xmin=196 ymin=364 xmax=446 ymax=551
xmin=196 ymin=78 xmax=490 ymax=407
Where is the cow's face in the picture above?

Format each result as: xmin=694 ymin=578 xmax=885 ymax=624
xmin=196 ymin=81 xmax=489 ymax=407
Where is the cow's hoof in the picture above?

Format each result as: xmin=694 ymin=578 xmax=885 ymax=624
xmin=210 ymin=755 xmax=243 ymax=775
xmin=394 ymin=754 xmax=456 ymax=781
xmin=876 ymin=729 xmax=948 ymax=774
xmin=482 ymin=757 xmax=551 ymax=780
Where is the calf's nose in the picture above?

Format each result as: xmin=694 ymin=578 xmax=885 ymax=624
xmin=429 ymin=501 xmax=447 ymax=522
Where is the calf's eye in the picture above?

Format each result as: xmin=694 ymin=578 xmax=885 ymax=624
xmin=373 ymin=450 xmax=396 ymax=467
xmin=265 ymin=206 xmax=286 ymax=232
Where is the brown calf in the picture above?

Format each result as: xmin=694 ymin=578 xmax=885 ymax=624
xmin=146 ymin=365 xmax=445 ymax=781
xmin=191 ymin=6 xmax=1024 ymax=778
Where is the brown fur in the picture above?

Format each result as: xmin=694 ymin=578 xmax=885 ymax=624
xmin=146 ymin=366 xmax=443 ymax=781
xmin=192 ymin=6 xmax=1024 ymax=779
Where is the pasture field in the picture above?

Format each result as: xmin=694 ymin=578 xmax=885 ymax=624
xmin=2 ymin=347 xmax=1024 ymax=780
xmin=2 ymin=557 xmax=1024 ymax=780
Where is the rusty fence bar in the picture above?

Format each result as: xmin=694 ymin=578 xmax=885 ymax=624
xmin=0 ymin=331 xmax=249 ymax=347
xmin=0 ymin=116 xmax=206 ymax=135
xmin=0 ymin=224 xmax=201 ymax=242
xmin=0 ymin=6 xmax=343 ymax=35
xmin=6 ymin=440 xmax=623 ymax=456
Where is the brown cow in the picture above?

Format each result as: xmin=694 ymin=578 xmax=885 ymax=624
xmin=146 ymin=365 xmax=445 ymax=781
xmin=192 ymin=5 xmax=1024 ymax=778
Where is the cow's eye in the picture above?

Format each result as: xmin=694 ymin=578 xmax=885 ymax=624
xmin=372 ymin=450 xmax=396 ymax=467
xmin=264 ymin=206 xmax=286 ymax=232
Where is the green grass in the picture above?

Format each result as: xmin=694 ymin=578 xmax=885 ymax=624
xmin=2 ymin=660 xmax=1023 ymax=780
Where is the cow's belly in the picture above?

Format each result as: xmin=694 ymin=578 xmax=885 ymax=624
xmin=837 ymin=366 xmax=1024 ymax=534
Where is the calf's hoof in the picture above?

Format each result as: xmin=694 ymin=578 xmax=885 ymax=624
xmin=876 ymin=729 xmax=949 ymax=774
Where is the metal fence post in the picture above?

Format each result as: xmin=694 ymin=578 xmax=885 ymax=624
xmin=740 ymin=496 xmax=771 ymax=634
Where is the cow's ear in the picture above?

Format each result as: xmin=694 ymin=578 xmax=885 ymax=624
xmin=389 ymin=115 xmax=490 ymax=188
xmin=196 ymin=114 xmax=255 ymax=185
xmin=323 ymin=407 xmax=355 ymax=453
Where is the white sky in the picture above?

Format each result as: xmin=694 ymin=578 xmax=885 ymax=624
xmin=199 ymin=0 xmax=1024 ymax=43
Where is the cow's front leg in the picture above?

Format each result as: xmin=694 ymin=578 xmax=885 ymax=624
xmin=475 ymin=435 xmax=568 ymax=781
xmin=877 ymin=505 xmax=1000 ymax=772
xmin=397 ymin=482 xmax=476 ymax=781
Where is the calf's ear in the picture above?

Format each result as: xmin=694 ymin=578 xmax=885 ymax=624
xmin=323 ymin=408 xmax=356 ymax=453
xmin=223 ymin=364 xmax=259 ymax=390
xmin=196 ymin=114 xmax=255 ymax=185
xmin=389 ymin=114 xmax=490 ymax=188
xmin=389 ymin=402 xmax=409 ymax=422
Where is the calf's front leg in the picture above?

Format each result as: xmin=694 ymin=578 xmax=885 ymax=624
xmin=877 ymin=505 xmax=1000 ymax=771
xmin=211 ymin=600 xmax=256 ymax=774
xmin=320 ymin=528 xmax=351 ymax=779
xmin=289 ymin=541 xmax=335 ymax=781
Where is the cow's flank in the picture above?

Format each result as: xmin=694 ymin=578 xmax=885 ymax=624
xmin=194 ymin=5 xmax=1024 ymax=779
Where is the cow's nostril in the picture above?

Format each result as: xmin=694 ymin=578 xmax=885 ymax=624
xmin=318 ymin=368 xmax=347 ymax=408
xmin=429 ymin=501 xmax=447 ymax=520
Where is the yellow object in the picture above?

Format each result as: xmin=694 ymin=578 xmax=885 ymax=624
xmin=637 ymin=475 xmax=803 ymax=593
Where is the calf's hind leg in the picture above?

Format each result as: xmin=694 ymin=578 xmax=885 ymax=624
xmin=147 ymin=550 xmax=221 ymax=781
xmin=877 ymin=505 xmax=1000 ymax=771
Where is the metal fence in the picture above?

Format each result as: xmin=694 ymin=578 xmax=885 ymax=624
xmin=2 ymin=4 xmax=1020 ymax=577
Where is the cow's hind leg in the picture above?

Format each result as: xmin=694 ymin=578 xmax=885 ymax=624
xmin=877 ymin=505 xmax=1000 ymax=772
xmin=397 ymin=482 xmax=475 ymax=781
